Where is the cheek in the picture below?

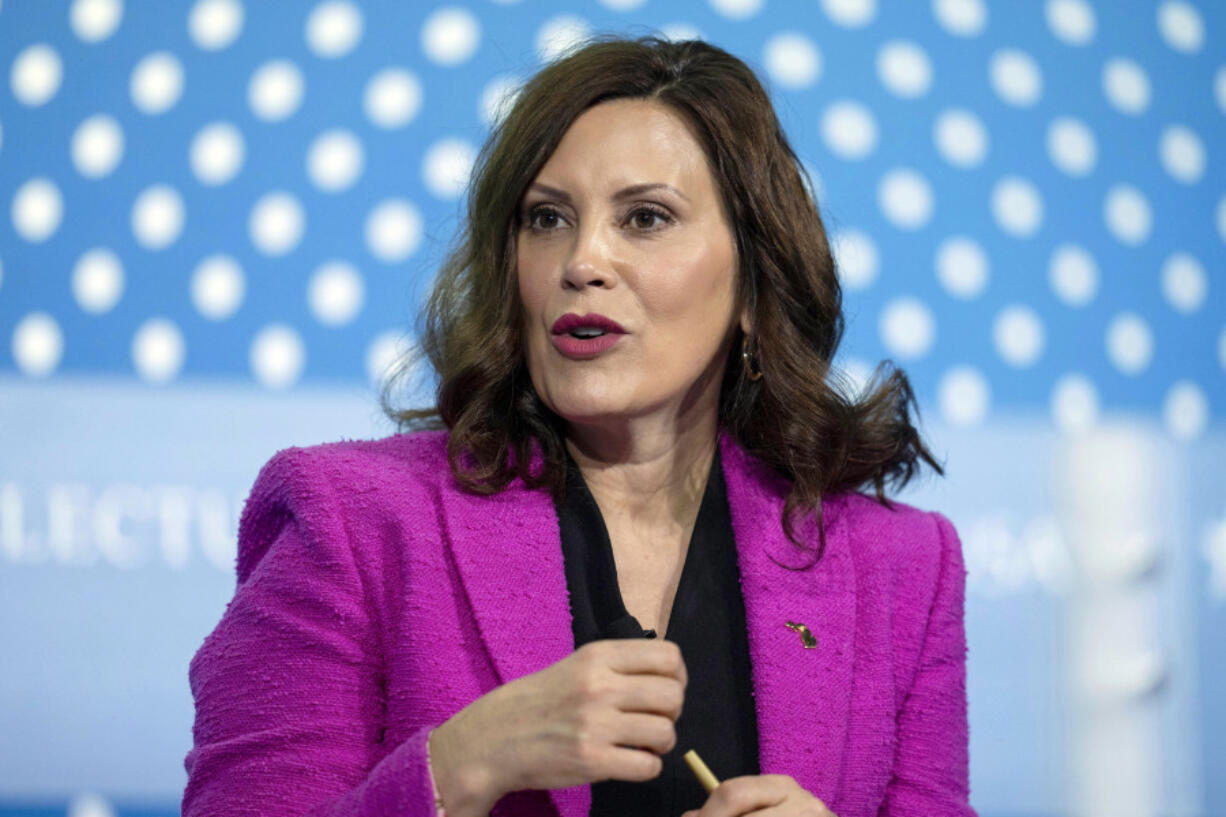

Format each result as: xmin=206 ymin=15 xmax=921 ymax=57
xmin=642 ymin=246 xmax=736 ymax=323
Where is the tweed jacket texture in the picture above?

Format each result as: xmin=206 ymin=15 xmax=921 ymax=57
xmin=182 ymin=428 xmax=975 ymax=817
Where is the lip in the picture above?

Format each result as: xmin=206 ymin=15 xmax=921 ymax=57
xmin=551 ymin=313 xmax=627 ymax=335
xmin=549 ymin=312 xmax=626 ymax=360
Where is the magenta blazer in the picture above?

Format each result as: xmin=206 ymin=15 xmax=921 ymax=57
xmin=182 ymin=428 xmax=975 ymax=817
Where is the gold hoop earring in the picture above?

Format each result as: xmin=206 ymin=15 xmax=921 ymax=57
xmin=741 ymin=334 xmax=763 ymax=381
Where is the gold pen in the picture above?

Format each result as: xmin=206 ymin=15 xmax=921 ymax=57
xmin=683 ymin=749 xmax=720 ymax=794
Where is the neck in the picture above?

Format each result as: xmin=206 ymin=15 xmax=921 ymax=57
xmin=564 ymin=409 xmax=720 ymax=533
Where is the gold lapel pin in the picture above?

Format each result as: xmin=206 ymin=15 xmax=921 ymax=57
xmin=784 ymin=620 xmax=817 ymax=649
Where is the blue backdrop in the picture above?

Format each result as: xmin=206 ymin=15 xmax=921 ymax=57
xmin=1 ymin=1 xmax=1222 ymax=815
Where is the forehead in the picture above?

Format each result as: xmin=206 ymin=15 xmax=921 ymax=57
xmin=533 ymin=98 xmax=716 ymax=196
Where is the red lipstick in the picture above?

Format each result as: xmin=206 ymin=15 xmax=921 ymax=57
xmin=550 ymin=312 xmax=626 ymax=359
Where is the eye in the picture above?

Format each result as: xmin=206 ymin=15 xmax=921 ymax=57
xmin=524 ymin=205 xmax=566 ymax=232
xmin=627 ymin=205 xmax=673 ymax=231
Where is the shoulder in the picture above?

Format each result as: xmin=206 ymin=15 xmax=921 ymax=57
xmin=235 ymin=429 xmax=454 ymax=581
xmin=253 ymin=428 xmax=452 ymax=492
xmin=824 ymin=491 xmax=964 ymax=603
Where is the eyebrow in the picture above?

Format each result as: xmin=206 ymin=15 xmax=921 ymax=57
xmin=525 ymin=182 xmax=691 ymax=204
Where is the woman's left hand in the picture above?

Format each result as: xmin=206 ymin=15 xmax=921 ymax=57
xmin=679 ymin=774 xmax=837 ymax=817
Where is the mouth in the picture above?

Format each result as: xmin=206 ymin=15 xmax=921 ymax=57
xmin=551 ymin=312 xmax=627 ymax=338
xmin=549 ymin=313 xmax=626 ymax=359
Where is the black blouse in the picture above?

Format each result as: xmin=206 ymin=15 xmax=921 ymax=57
xmin=553 ymin=446 xmax=760 ymax=816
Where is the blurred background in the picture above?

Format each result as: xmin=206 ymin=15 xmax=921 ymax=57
xmin=1 ymin=0 xmax=1222 ymax=815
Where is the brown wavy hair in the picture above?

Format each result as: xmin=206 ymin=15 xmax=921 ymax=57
xmin=381 ymin=33 xmax=942 ymax=561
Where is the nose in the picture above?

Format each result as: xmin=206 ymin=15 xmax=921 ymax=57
xmin=561 ymin=221 xmax=614 ymax=290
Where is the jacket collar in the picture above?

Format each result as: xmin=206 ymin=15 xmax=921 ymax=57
xmin=436 ymin=429 xmax=855 ymax=815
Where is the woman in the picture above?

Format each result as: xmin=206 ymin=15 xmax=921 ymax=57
xmin=182 ymin=35 xmax=974 ymax=817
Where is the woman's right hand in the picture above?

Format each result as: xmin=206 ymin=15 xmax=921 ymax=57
xmin=427 ymin=638 xmax=688 ymax=816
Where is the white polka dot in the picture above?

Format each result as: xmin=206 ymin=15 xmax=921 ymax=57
xmin=12 ymin=312 xmax=63 ymax=377
xmin=308 ymin=260 xmax=365 ymax=326
xmin=1051 ymin=373 xmax=1099 ymax=432
xmin=67 ymin=792 xmax=116 ymax=817
xmin=990 ymin=48 xmax=1042 ymax=107
xmin=423 ymin=138 xmax=476 ymax=200
xmin=1219 ymin=326 xmax=1226 ymax=372
xmin=993 ymin=304 xmax=1045 ymax=367
xmin=831 ymin=228 xmax=879 ymax=290
xmin=1106 ymin=312 xmax=1153 ymax=375
xmin=709 ymin=0 xmax=764 ymax=20
xmin=1049 ymin=243 xmax=1098 ymax=306
xmin=11 ymin=44 xmax=63 ymax=107
xmin=933 ymin=0 xmax=987 ymax=37
xmin=991 ymin=176 xmax=1043 ymax=237
xmin=307 ymin=129 xmax=364 ymax=192
xmin=939 ymin=365 xmax=990 ymax=426
xmin=479 ymin=74 xmax=521 ymax=128
xmin=71 ymin=0 xmax=123 ymax=43
xmin=821 ymin=0 xmax=876 ymax=27
xmin=191 ymin=254 xmax=245 ymax=320
xmin=936 ymin=236 xmax=989 ymax=299
xmin=877 ymin=40 xmax=932 ymax=98
xmin=130 ymin=52 xmax=184 ymax=115
xmin=1103 ymin=58 xmax=1150 ymax=115
xmin=1157 ymin=1 xmax=1203 ymax=54
xmin=71 ymin=114 xmax=124 ymax=179
xmin=764 ymin=32 xmax=821 ymax=89
xmin=1163 ymin=380 xmax=1208 ymax=441
xmin=1216 ymin=66 xmax=1226 ymax=116
xmin=879 ymin=297 xmax=936 ymax=360
xmin=878 ymin=168 xmax=933 ymax=230
xmin=660 ymin=22 xmax=704 ymax=42
xmin=248 ymin=60 xmax=304 ymax=121
xmin=250 ymin=324 xmax=305 ymax=389
xmin=366 ymin=330 xmax=413 ymax=387
xmin=598 ymin=0 xmax=647 ymax=9
xmin=190 ymin=122 xmax=244 ymax=186
xmin=366 ymin=199 xmax=423 ymax=263
xmin=535 ymin=15 xmax=590 ymax=63
xmin=1104 ymin=184 xmax=1152 ymax=245
xmin=131 ymin=185 xmax=184 ymax=250
xmin=305 ymin=0 xmax=362 ymax=58
xmin=72 ymin=247 xmax=124 ymax=313
xmin=189 ymin=0 xmax=243 ymax=51
xmin=1160 ymin=252 xmax=1207 ymax=313
xmin=364 ymin=68 xmax=423 ymax=129
xmin=132 ymin=318 xmax=185 ymax=383
xmin=1045 ymin=0 xmax=1095 ymax=45
xmin=1046 ymin=116 xmax=1096 ymax=177
xmin=1218 ymin=196 xmax=1226 ymax=244
xmin=12 ymin=177 xmax=63 ymax=243
xmin=421 ymin=6 xmax=481 ymax=67
xmin=933 ymin=108 xmax=988 ymax=168
xmin=1159 ymin=125 xmax=1205 ymax=184
xmin=821 ymin=100 xmax=876 ymax=160
xmin=249 ymin=192 xmax=304 ymax=256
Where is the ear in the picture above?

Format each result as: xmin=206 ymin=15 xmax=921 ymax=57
xmin=739 ymin=305 xmax=752 ymax=336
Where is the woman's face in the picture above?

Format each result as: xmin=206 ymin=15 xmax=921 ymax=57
xmin=516 ymin=97 xmax=746 ymax=431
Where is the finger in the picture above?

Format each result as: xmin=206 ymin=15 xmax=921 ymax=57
xmin=594 ymin=638 xmax=687 ymax=682
xmin=614 ymin=674 xmax=685 ymax=719
xmin=700 ymin=775 xmax=789 ymax=817
xmin=601 ymin=745 xmax=664 ymax=783
xmin=612 ymin=711 xmax=676 ymax=755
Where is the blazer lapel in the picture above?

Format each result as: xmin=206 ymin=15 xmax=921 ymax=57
xmin=719 ymin=431 xmax=856 ymax=805
xmin=435 ymin=450 xmax=591 ymax=817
